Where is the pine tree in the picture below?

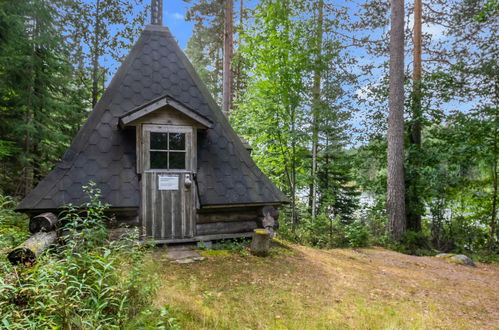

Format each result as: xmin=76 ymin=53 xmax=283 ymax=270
xmin=0 ymin=0 xmax=85 ymax=196
xmin=387 ymin=0 xmax=406 ymax=239
xmin=184 ymin=0 xmax=225 ymax=104
xmin=63 ymin=0 xmax=147 ymax=108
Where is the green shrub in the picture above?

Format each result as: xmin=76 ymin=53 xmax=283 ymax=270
xmin=278 ymin=214 xmax=370 ymax=249
xmin=389 ymin=231 xmax=433 ymax=256
xmin=345 ymin=220 xmax=370 ymax=248
xmin=0 ymin=182 xmax=159 ymax=329
xmin=213 ymin=238 xmax=249 ymax=253
xmin=0 ymin=195 xmax=29 ymax=254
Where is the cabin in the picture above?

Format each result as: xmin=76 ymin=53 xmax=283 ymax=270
xmin=16 ymin=1 xmax=287 ymax=243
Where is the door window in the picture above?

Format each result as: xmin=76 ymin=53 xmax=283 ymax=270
xmin=149 ymin=132 xmax=186 ymax=169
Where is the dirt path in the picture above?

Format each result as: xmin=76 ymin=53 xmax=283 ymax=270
xmin=152 ymin=245 xmax=499 ymax=329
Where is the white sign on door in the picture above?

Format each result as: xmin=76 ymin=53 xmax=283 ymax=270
xmin=158 ymin=175 xmax=179 ymax=190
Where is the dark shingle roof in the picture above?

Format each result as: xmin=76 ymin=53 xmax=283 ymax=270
xmin=17 ymin=25 xmax=287 ymax=211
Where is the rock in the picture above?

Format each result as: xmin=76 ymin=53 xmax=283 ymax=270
xmin=166 ymin=249 xmax=205 ymax=264
xmin=171 ymin=256 xmax=205 ymax=264
xmin=450 ymin=254 xmax=476 ymax=267
xmin=436 ymin=253 xmax=476 ymax=267
xmin=166 ymin=250 xmax=200 ymax=260
xmin=436 ymin=253 xmax=453 ymax=258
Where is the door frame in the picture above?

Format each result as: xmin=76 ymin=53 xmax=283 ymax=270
xmin=139 ymin=124 xmax=197 ymax=239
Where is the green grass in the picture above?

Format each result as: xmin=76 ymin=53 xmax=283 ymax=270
xmin=148 ymin=243 xmax=499 ymax=329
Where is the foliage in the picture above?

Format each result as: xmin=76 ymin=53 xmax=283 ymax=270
xmin=232 ymin=0 xmax=359 ymax=232
xmin=0 ymin=196 xmax=29 ymax=256
xmin=0 ymin=184 xmax=159 ymax=328
xmin=278 ymin=212 xmax=370 ymax=249
xmin=213 ymin=238 xmax=250 ymax=254
xmin=0 ymin=0 xmax=87 ymax=196
xmin=62 ymin=0 xmax=147 ymax=107
xmin=184 ymin=0 xmax=225 ymax=104
xmin=0 ymin=0 xmax=497 ymax=263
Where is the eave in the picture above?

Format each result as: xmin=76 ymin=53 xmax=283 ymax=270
xmin=118 ymin=93 xmax=213 ymax=129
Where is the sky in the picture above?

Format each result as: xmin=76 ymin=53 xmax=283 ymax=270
xmin=161 ymin=0 xmax=194 ymax=49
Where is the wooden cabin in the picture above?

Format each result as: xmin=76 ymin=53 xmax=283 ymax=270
xmin=16 ymin=5 xmax=287 ymax=243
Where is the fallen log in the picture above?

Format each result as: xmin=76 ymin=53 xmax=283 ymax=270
xmin=29 ymin=212 xmax=59 ymax=233
xmin=7 ymin=231 xmax=57 ymax=265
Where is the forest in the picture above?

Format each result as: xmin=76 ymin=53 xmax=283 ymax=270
xmin=0 ymin=0 xmax=498 ymax=328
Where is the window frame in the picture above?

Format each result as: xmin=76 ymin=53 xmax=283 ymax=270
xmin=149 ymin=132 xmax=187 ymax=170
xmin=142 ymin=125 xmax=193 ymax=173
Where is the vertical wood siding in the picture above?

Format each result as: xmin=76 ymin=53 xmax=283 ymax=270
xmin=141 ymin=172 xmax=195 ymax=239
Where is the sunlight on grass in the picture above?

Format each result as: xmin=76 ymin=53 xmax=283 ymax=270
xmin=150 ymin=244 xmax=499 ymax=329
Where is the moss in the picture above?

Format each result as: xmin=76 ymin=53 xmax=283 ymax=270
xmin=449 ymin=258 xmax=465 ymax=265
xmin=269 ymin=247 xmax=293 ymax=257
xmin=198 ymin=249 xmax=230 ymax=257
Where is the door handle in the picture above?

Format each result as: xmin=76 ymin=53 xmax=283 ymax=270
xmin=184 ymin=174 xmax=192 ymax=188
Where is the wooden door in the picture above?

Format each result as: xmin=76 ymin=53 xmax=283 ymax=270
xmin=140 ymin=125 xmax=196 ymax=240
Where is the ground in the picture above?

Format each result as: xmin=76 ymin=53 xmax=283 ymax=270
xmin=143 ymin=243 xmax=499 ymax=329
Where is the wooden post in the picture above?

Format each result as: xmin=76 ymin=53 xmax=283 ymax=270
xmin=7 ymin=231 xmax=57 ymax=265
xmin=250 ymin=229 xmax=270 ymax=257
xmin=29 ymin=212 xmax=59 ymax=233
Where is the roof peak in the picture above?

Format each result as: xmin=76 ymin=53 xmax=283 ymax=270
xmin=144 ymin=24 xmax=169 ymax=33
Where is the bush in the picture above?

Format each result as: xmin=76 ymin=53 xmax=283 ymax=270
xmin=0 ymin=195 xmax=28 ymax=254
xmin=278 ymin=214 xmax=370 ymax=249
xmin=345 ymin=220 xmax=370 ymax=248
xmin=0 ymin=182 xmax=159 ymax=329
xmin=389 ymin=231 xmax=433 ymax=256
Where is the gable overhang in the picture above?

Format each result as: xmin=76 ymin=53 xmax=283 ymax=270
xmin=118 ymin=94 xmax=213 ymax=129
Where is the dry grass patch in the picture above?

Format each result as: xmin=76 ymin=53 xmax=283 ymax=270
xmin=151 ymin=244 xmax=499 ymax=329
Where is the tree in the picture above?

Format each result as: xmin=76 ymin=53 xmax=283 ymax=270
xmin=405 ymin=0 xmax=423 ymax=232
xmin=184 ymin=0 xmax=225 ymax=104
xmin=0 ymin=0 xmax=85 ymax=196
xmin=222 ymin=0 xmax=234 ymax=115
xmin=63 ymin=0 xmax=147 ymax=108
xmin=233 ymin=0 xmax=310 ymax=231
xmin=309 ymin=0 xmax=323 ymax=221
xmin=387 ymin=0 xmax=406 ymax=239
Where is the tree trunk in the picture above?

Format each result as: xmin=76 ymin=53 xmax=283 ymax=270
xmin=29 ymin=212 xmax=59 ymax=234
xmin=489 ymin=107 xmax=498 ymax=249
xmin=310 ymin=0 xmax=323 ymax=222
xmin=234 ymin=0 xmax=244 ymax=106
xmin=7 ymin=231 xmax=57 ymax=265
xmin=222 ymin=0 xmax=234 ymax=116
xmin=291 ymin=106 xmax=298 ymax=231
xmin=91 ymin=0 xmax=102 ymax=108
xmin=387 ymin=0 xmax=406 ymax=240
xmin=407 ymin=0 xmax=423 ymax=232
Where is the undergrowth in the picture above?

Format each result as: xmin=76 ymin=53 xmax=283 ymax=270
xmin=0 ymin=182 xmax=177 ymax=329
xmin=0 ymin=195 xmax=28 ymax=256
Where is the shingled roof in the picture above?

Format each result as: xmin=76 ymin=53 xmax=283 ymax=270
xmin=16 ymin=24 xmax=288 ymax=212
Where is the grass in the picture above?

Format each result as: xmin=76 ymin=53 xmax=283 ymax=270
xmin=149 ymin=243 xmax=499 ymax=329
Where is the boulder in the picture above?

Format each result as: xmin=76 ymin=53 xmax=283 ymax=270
xmin=436 ymin=253 xmax=476 ymax=267
xmin=450 ymin=254 xmax=476 ymax=267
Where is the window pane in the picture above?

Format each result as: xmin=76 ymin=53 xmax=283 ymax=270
xmin=169 ymin=133 xmax=185 ymax=150
xmin=169 ymin=152 xmax=186 ymax=169
xmin=150 ymin=151 xmax=167 ymax=169
xmin=150 ymin=132 xmax=167 ymax=150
